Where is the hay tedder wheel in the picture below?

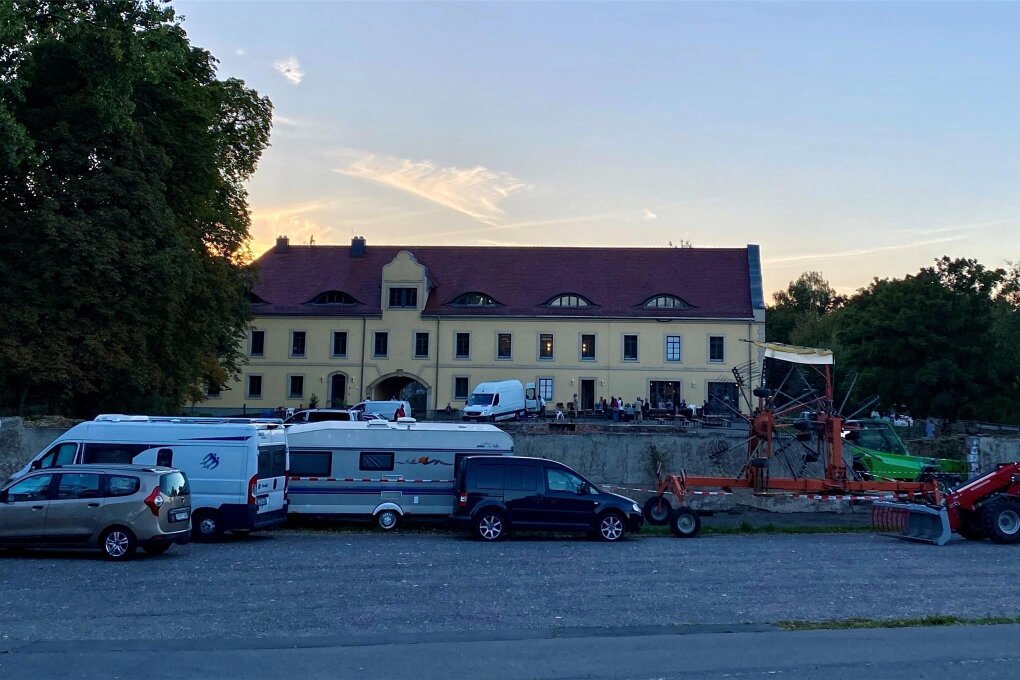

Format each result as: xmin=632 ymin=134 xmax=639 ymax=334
xmin=643 ymin=496 xmax=672 ymax=525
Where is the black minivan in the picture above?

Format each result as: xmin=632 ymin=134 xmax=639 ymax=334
xmin=451 ymin=456 xmax=643 ymax=542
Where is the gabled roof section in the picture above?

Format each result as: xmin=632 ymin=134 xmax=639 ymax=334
xmin=250 ymin=244 xmax=757 ymax=319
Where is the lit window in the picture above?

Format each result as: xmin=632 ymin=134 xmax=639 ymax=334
xmin=497 ymin=333 xmax=512 ymax=359
xmin=539 ymin=334 xmax=554 ymax=360
xmin=538 ymin=378 xmax=553 ymax=401
xmin=581 ymin=334 xmax=596 ymax=360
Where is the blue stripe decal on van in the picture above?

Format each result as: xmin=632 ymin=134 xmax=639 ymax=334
xmin=289 ymin=486 xmax=453 ymax=495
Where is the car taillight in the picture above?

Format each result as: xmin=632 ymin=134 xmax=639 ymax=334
xmin=248 ymin=474 xmax=258 ymax=505
xmin=458 ymin=493 xmax=467 ymax=508
xmin=144 ymin=487 xmax=164 ymax=516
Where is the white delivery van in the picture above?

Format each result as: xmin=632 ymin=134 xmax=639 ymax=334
xmin=351 ymin=400 xmax=413 ymax=421
xmin=462 ymin=380 xmax=526 ymax=422
xmin=11 ymin=415 xmax=289 ymax=541
xmin=286 ymin=419 xmax=513 ymax=529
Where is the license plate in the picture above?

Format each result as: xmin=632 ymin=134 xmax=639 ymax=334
xmin=257 ymin=496 xmax=268 ymax=507
xmin=170 ymin=509 xmax=190 ymax=522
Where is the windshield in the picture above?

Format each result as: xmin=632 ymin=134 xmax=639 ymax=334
xmin=468 ymin=393 xmax=494 ymax=406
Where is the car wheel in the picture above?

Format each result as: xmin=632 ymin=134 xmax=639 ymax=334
xmin=192 ymin=510 xmax=224 ymax=542
xmin=669 ymin=507 xmax=701 ymax=538
xmin=475 ymin=510 xmax=507 ymax=541
xmin=598 ymin=512 xmax=626 ymax=542
xmin=100 ymin=527 xmax=137 ymax=561
xmin=642 ymin=496 xmax=672 ymax=525
xmin=981 ymin=497 xmax=1020 ymax=544
xmin=377 ymin=509 xmax=400 ymax=531
xmin=142 ymin=543 xmax=173 ymax=556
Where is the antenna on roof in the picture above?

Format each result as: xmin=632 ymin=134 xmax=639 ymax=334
xmin=308 ymin=234 xmax=315 ymax=246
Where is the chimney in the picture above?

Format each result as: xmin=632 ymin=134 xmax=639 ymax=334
xmin=275 ymin=235 xmax=290 ymax=254
xmin=351 ymin=236 xmax=366 ymax=258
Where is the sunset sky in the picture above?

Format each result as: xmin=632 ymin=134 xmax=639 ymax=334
xmin=175 ymin=1 xmax=1020 ymax=297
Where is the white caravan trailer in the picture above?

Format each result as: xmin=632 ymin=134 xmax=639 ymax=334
xmin=286 ymin=419 xmax=513 ymax=529
xmin=462 ymin=380 xmax=526 ymax=422
xmin=11 ymin=415 xmax=288 ymax=540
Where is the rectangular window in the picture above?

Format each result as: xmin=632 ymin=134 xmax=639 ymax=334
xmin=580 ymin=334 xmax=596 ymax=360
xmin=507 ymin=465 xmax=537 ymax=491
xmin=374 ymin=332 xmax=388 ymax=358
xmin=291 ymin=331 xmax=306 ymax=358
xmin=496 ymin=333 xmax=512 ymax=360
xmin=332 ymin=331 xmax=348 ymax=358
xmin=665 ymin=335 xmax=682 ymax=362
xmin=455 ymin=332 xmax=470 ymax=359
xmin=360 ymin=452 xmax=395 ymax=472
xmin=250 ymin=330 xmax=265 ymax=357
xmin=538 ymin=377 xmax=553 ymax=401
xmin=474 ymin=464 xmax=505 ymax=490
xmin=649 ymin=380 xmax=683 ymax=409
xmin=56 ymin=473 xmax=101 ymax=500
xmin=288 ymin=375 xmax=304 ymax=399
xmin=388 ymin=287 xmax=418 ymax=308
xmin=289 ymin=450 xmax=333 ymax=477
xmin=454 ymin=376 xmax=469 ymax=400
xmin=414 ymin=332 xmax=430 ymax=358
xmin=106 ymin=475 xmax=140 ymax=498
xmin=539 ymin=333 xmax=554 ymax=360
xmin=257 ymin=445 xmax=288 ymax=479
xmin=709 ymin=336 xmax=725 ymax=363
xmin=247 ymin=375 xmax=263 ymax=398
xmin=205 ymin=379 xmax=221 ymax=398
xmin=623 ymin=334 xmax=638 ymax=361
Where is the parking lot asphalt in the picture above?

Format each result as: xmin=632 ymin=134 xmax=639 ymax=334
xmin=2 ymin=528 xmax=1020 ymax=643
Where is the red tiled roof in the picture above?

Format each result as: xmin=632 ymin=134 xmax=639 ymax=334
xmin=251 ymin=244 xmax=755 ymax=319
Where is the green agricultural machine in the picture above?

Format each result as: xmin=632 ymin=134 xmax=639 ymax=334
xmin=845 ymin=419 xmax=968 ymax=483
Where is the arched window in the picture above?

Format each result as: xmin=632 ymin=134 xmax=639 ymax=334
xmin=545 ymin=294 xmax=591 ymax=308
xmin=449 ymin=292 xmax=499 ymax=306
xmin=246 ymin=291 xmax=268 ymax=305
xmin=642 ymin=295 xmax=689 ymax=309
xmin=308 ymin=291 xmax=360 ymax=305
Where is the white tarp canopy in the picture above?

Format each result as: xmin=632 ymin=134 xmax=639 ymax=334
xmin=746 ymin=340 xmax=834 ymax=365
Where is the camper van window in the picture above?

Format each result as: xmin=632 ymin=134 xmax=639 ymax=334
xmin=468 ymin=393 xmax=494 ymax=406
xmin=359 ymin=452 xmax=394 ymax=472
xmin=38 ymin=442 xmax=78 ymax=468
xmin=290 ymin=450 xmax=333 ymax=477
xmin=258 ymin=445 xmax=288 ymax=479
xmin=106 ymin=475 xmax=141 ymax=497
xmin=508 ymin=465 xmax=537 ymax=491
xmin=83 ymin=443 xmax=154 ymax=465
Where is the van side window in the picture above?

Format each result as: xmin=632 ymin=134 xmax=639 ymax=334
xmin=82 ymin=443 xmax=153 ymax=464
xmin=106 ymin=475 xmax=140 ymax=497
xmin=360 ymin=452 xmax=394 ymax=472
xmin=38 ymin=442 xmax=78 ymax=468
xmin=507 ymin=465 xmax=536 ymax=491
xmin=475 ymin=464 xmax=505 ymax=490
xmin=290 ymin=450 xmax=332 ymax=477
xmin=55 ymin=473 xmax=101 ymax=500
xmin=545 ymin=467 xmax=584 ymax=493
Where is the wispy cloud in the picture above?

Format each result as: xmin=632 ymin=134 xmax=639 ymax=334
xmin=273 ymin=114 xmax=300 ymax=127
xmin=235 ymin=48 xmax=246 ymax=57
xmin=274 ymin=57 xmax=304 ymax=85
xmin=335 ymin=153 xmax=530 ymax=225
xmin=888 ymin=218 xmax=1012 ymax=236
xmin=642 ymin=208 xmax=658 ymax=221
xmin=764 ymin=235 xmax=968 ymax=265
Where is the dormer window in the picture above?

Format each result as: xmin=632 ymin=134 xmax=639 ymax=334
xmin=449 ymin=292 xmax=499 ymax=307
xmin=643 ymin=295 xmax=689 ymax=309
xmin=309 ymin=291 xmax=360 ymax=305
xmin=546 ymin=294 xmax=591 ymax=308
xmin=246 ymin=291 xmax=268 ymax=305
xmin=388 ymin=287 xmax=418 ymax=309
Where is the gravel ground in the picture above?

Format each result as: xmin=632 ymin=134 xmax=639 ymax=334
xmin=2 ymin=528 xmax=1018 ymax=642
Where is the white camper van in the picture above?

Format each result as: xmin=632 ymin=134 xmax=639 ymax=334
xmin=286 ymin=419 xmax=513 ymax=529
xmin=462 ymin=380 xmax=526 ymax=422
xmin=11 ymin=415 xmax=289 ymax=541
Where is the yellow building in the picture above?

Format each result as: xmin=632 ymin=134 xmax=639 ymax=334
xmin=204 ymin=237 xmax=766 ymax=417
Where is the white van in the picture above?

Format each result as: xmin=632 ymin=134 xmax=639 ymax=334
xmin=525 ymin=382 xmax=546 ymax=414
xmin=11 ymin=415 xmax=289 ymax=541
xmin=351 ymin=400 xmax=413 ymax=421
xmin=462 ymin=380 xmax=526 ymax=422
xmin=286 ymin=419 xmax=513 ymax=529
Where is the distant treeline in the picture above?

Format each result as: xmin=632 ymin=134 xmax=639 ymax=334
xmin=766 ymin=258 xmax=1020 ymax=423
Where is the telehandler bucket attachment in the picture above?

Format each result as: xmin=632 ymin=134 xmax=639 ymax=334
xmin=872 ymin=501 xmax=952 ymax=546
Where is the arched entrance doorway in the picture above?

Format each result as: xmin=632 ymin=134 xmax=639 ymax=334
xmin=328 ymin=372 xmax=348 ymax=408
xmin=369 ymin=372 xmax=430 ymax=418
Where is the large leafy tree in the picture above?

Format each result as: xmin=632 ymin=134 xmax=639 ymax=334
xmin=766 ymin=271 xmax=844 ymax=345
xmin=0 ymin=1 xmax=272 ymax=416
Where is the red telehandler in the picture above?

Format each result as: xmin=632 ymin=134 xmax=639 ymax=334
xmin=874 ymin=462 xmax=1020 ymax=546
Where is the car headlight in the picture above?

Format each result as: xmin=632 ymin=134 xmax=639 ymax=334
xmin=632 ymin=503 xmax=641 ymax=513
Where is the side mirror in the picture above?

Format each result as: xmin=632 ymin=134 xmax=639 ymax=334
xmin=30 ymin=460 xmax=42 ymax=471
xmin=577 ymin=481 xmax=590 ymax=496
